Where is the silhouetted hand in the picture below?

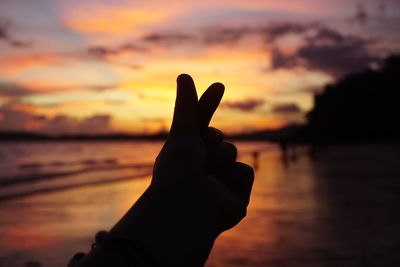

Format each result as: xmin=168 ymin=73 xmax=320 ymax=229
xmin=153 ymin=74 xmax=254 ymax=231
xmin=75 ymin=74 xmax=254 ymax=267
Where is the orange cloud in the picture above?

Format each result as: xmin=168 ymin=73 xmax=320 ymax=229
xmin=212 ymin=115 xmax=285 ymax=133
xmin=0 ymin=54 xmax=67 ymax=76
xmin=0 ymin=97 xmax=117 ymax=134
xmin=3 ymin=2 xmax=357 ymax=135
xmin=226 ymin=0 xmax=343 ymax=15
xmin=6 ymin=102 xmax=37 ymax=113
xmin=34 ymin=99 xmax=108 ymax=118
xmin=63 ymin=5 xmax=170 ymax=35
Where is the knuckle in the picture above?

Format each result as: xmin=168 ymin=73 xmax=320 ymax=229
xmin=237 ymin=162 xmax=254 ymax=178
xmin=223 ymin=142 xmax=237 ymax=155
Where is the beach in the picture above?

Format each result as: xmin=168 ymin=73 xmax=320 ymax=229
xmin=0 ymin=141 xmax=399 ymax=267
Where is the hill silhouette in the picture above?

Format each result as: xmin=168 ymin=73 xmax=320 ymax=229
xmin=0 ymin=131 xmax=168 ymax=141
xmin=295 ymin=54 xmax=400 ymax=144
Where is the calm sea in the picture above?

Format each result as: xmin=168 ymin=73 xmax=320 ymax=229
xmin=0 ymin=141 xmax=399 ymax=267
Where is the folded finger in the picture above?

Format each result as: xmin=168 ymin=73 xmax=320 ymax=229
xmin=208 ymin=142 xmax=237 ymax=168
xmin=204 ymin=127 xmax=224 ymax=147
xmin=217 ymin=162 xmax=254 ymax=206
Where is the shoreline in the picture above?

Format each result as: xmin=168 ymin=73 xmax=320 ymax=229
xmin=0 ymin=172 xmax=151 ymax=203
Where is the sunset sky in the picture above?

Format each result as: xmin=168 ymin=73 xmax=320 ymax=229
xmin=0 ymin=0 xmax=399 ymax=135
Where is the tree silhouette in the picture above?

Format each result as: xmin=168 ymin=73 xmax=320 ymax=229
xmin=300 ymin=54 xmax=400 ymax=143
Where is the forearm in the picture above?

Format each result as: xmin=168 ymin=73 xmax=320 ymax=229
xmin=76 ymin=184 xmax=218 ymax=267
xmin=110 ymin=184 xmax=218 ymax=266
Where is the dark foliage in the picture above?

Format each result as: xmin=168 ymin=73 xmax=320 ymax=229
xmin=298 ymin=55 xmax=400 ymax=143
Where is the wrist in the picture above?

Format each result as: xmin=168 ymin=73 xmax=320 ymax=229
xmin=110 ymin=183 xmax=218 ymax=266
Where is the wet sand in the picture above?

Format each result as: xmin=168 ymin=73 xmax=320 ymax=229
xmin=1 ymin=143 xmax=400 ymax=267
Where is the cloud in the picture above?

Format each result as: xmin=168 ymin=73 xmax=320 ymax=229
xmin=142 ymin=21 xmax=378 ymax=78
xmin=1 ymin=45 xmax=141 ymax=76
xmin=270 ymin=103 xmax=304 ymax=124
xmin=138 ymin=22 xmax=375 ymax=77
xmin=377 ymin=0 xmax=387 ymax=18
xmin=41 ymin=114 xmax=112 ymax=135
xmin=0 ymin=102 xmax=113 ymax=135
xmin=272 ymin=103 xmax=301 ymax=113
xmin=352 ymin=1 xmax=389 ymax=25
xmin=202 ymin=22 xmax=317 ymax=45
xmin=87 ymin=43 xmax=146 ymax=57
xmin=0 ymin=103 xmax=43 ymax=132
xmin=354 ymin=2 xmax=368 ymax=26
xmin=268 ymin=26 xmax=375 ymax=77
xmin=62 ymin=4 xmax=172 ymax=35
xmin=204 ymin=27 xmax=250 ymax=44
xmin=0 ymin=83 xmax=33 ymax=98
xmin=77 ymin=83 xmax=120 ymax=92
xmin=142 ymin=33 xmax=196 ymax=46
xmin=0 ymin=53 xmax=74 ymax=76
xmin=143 ymin=22 xmax=309 ymax=46
xmin=0 ymin=18 xmax=31 ymax=47
xmin=140 ymin=26 xmax=253 ymax=47
xmin=259 ymin=22 xmax=317 ymax=42
xmin=84 ymin=43 xmax=145 ymax=69
xmin=0 ymin=81 xmax=119 ymax=99
xmin=79 ymin=43 xmax=144 ymax=70
xmin=222 ymin=98 xmax=265 ymax=112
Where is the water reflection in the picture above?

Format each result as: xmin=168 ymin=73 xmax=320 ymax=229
xmin=208 ymin=144 xmax=400 ymax=267
xmin=0 ymin=142 xmax=399 ymax=267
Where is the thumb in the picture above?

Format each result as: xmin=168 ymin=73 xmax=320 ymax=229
xmin=169 ymin=74 xmax=199 ymax=136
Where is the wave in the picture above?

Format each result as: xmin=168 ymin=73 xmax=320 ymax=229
xmin=0 ymin=142 xmax=273 ymax=202
xmin=0 ymin=163 xmax=153 ymax=187
xmin=0 ymin=172 xmax=151 ymax=202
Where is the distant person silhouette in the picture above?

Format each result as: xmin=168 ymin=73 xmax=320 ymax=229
xmin=68 ymin=74 xmax=254 ymax=267
xmin=252 ymin=151 xmax=259 ymax=171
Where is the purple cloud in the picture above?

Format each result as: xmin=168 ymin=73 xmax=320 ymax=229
xmin=0 ymin=103 xmax=113 ymax=135
xmin=0 ymin=18 xmax=31 ymax=47
xmin=272 ymin=103 xmax=301 ymax=113
xmin=269 ymin=26 xmax=375 ymax=77
xmin=222 ymin=99 xmax=265 ymax=112
xmin=142 ymin=33 xmax=196 ymax=45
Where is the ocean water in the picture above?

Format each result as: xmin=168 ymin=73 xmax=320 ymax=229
xmin=0 ymin=141 xmax=161 ymax=201
xmin=0 ymin=141 xmax=267 ymax=201
xmin=0 ymin=141 xmax=399 ymax=267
